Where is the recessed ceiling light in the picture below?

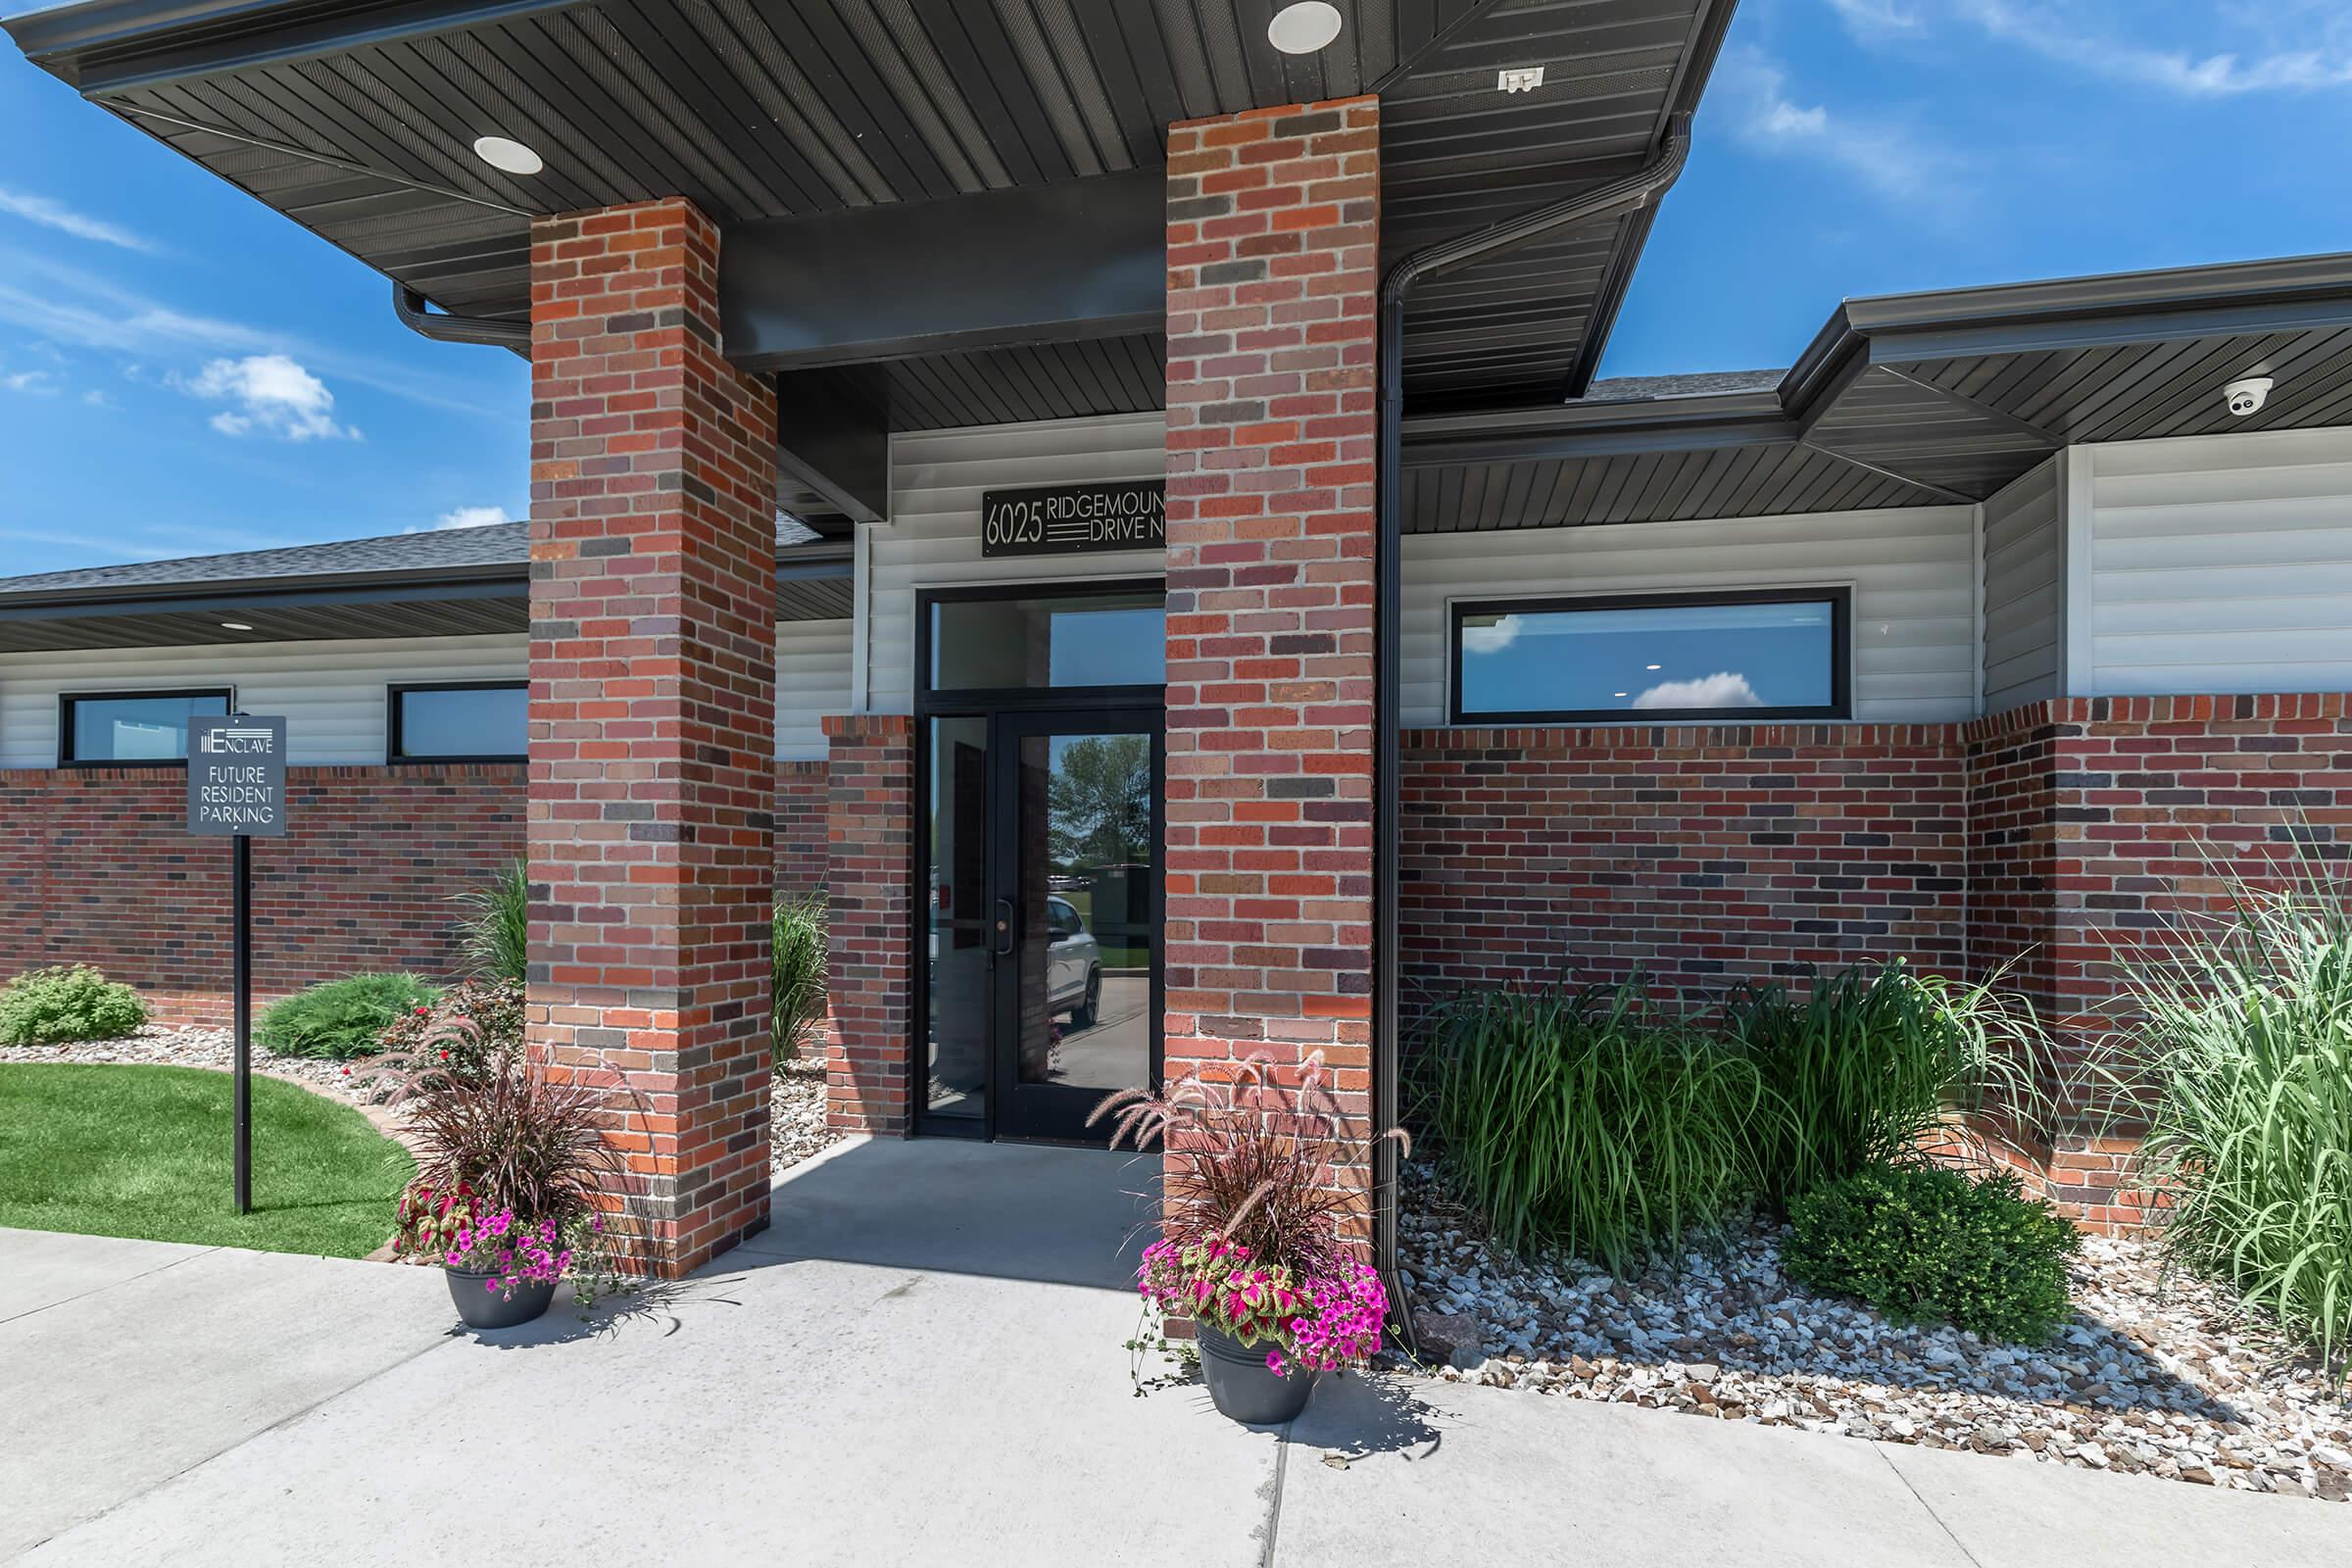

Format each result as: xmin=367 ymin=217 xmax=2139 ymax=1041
xmin=1613 ymin=692 xmax=1629 ymax=699
xmin=471 ymin=135 xmax=544 ymax=175
xmin=220 ymin=621 xmax=254 ymax=631
xmin=1645 ymin=663 xmax=1662 ymax=670
xmin=1267 ymin=1 xmax=1344 ymax=55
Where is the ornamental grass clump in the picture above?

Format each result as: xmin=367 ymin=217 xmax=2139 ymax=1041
xmin=452 ymin=858 xmax=528 ymax=984
xmin=1095 ymin=1053 xmax=1403 ymax=1378
xmin=2087 ymin=867 xmax=2352 ymax=1380
xmin=1410 ymin=979 xmax=1761 ymax=1274
xmin=1723 ymin=960 xmax=2049 ymax=1213
xmin=772 ymin=891 xmax=829 ymax=1062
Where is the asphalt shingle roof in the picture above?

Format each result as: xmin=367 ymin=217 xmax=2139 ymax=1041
xmin=1578 ymin=369 xmax=1786 ymax=402
xmin=0 ymin=516 xmax=828 ymax=600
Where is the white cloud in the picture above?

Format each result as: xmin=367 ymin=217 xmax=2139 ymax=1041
xmin=1459 ymin=614 xmax=1522 ymax=654
xmin=0 ymin=188 xmax=157 ymax=253
xmin=1633 ymin=671 xmax=1766 ymax=710
xmin=0 ymin=248 xmax=512 ymax=420
xmin=81 ymin=388 xmax=111 ymax=409
xmin=184 ymin=354 xmax=357 ymax=441
xmin=1713 ymin=47 xmax=1961 ymax=207
xmin=434 ymin=505 xmax=513 ymax=529
xmin=2 ymin=368 xmax=58 ymax=394
xmin=1828 ymin=1 xmax=2352 ymax=95
xmin=1821 ymin=0 xmax=1921 ymax=30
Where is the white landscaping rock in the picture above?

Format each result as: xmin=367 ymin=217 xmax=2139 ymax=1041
xmin=1397 ymin=1160 xmax=2352 ymax=1503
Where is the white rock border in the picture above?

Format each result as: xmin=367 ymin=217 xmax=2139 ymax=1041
xmin=1397 ymin=1162 xmax=2352 ymax=1501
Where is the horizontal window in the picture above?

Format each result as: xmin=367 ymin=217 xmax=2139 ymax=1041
xmin=61 ymin=690 xmax=231 ymax=764
xmin=925 ymin=591 xmax=1164 ymax=695
xmin=389 ymin=682 xmax=525 ymax=761
xmin=1450 ymin=589 xmax=1850 ymax=723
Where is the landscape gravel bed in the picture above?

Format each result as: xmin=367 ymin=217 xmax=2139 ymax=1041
xmin=16 ymin=1027 xmax=848 ymax=1175
xmin=11 ymin=1024 xmax=374 ymax=1101
xmin=1400 ymin=1162 xmax=2352 ymax=1501
xmin=772 ymin=1055 xmax=842 ymax=1172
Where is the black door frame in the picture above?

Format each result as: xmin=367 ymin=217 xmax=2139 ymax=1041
xmin=910 ymin=579 xmax=1165 ymax=1143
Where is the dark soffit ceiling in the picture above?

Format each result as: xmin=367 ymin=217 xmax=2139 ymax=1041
xmin=1399 ymin=252 xmax=2352 ymax=531
xmin=9 ymin=0 xmax=1734 ymax=415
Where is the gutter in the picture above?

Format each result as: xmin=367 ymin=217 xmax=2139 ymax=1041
xmin=394 ymin=283 xmax=531 ymax=356
xmin=1371 ymin=113 xmax=1695 ymax=1352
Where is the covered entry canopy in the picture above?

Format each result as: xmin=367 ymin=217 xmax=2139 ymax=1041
xmin=1398 ymin=252 xmax=2352 ymax=530
xmin=8 ymin=0 xmax=1735 ymax=440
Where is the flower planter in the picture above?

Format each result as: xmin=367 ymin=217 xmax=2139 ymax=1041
xmin=1195 ymin=1324 xmax=1318 ymax=1425
xmin=444 ymin=1264 xmax=556 ymax=1330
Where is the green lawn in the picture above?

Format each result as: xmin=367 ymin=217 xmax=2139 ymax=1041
xmin=0 ymin=1063 xmax=413 ymax=1258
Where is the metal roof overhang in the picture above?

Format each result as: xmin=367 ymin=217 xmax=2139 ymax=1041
xmin=0 ymin=544 xmax=852 ymax=652
xmin=1399 ymin=253 xmax=2352 ymax=532
xmin=7 ymin=0 xmax=1736 ymax=443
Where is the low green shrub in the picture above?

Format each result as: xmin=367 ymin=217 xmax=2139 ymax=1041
xmin=257 ymin=972 xmax=439 ymax=1059
xmin=772 ymin=891 xmax=828 ymax=1063
xmin=2087 ymin=869 xmax=2352 ymax=1378
xmin=1785 ymin=1162 xmax=2078 ymax=1342
xmin=452 ymin=858 xmax=528 ymax=984
xmin=1411 ymin=979 xmax=1762 ymax=1273
xmin=0 ymin=964 xmax=148 ymax=1046
xmin=1723 ymin=960 xmax=2048 ymax=1213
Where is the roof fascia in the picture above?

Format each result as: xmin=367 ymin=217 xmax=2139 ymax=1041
xmin=8 ymin=0 xmax=586 ymax=95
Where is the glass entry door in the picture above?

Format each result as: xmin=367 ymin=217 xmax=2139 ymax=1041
xmin=914 ymin=580 xmax=1165 ymax=1143
xmin=991 ymin=709 xmax=1160 ymax=1143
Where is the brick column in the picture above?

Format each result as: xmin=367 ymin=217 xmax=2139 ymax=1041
xmin=822 ymin=713 xmax=914 ymax=1133
xmin=528 ymin=198 xmax=777 ymax=1276
xmin=1162 ymin=98 xmax=1381 ymax=1233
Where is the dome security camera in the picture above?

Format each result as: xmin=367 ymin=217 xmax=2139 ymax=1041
xmin=2225 ymin=376 xmax=2274 ymax=417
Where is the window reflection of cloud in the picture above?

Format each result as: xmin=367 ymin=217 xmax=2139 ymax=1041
xmin=1633 ymin=670 xmax=1764 ymax=710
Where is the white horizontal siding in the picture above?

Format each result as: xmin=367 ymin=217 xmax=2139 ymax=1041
xmin=776 ymin=617 xmax=851 ymax=761
xmin=2082 ymin=427 xmax=2352 ymax=696
xmin=1981 ymin=457 xmax=2063 ymax=711
xmin=865 ymin=413 xmax=1167 ymax=713
xmin=0 ymin=634 xmax=527 ymax=767
xmin=1402 ymin=506 xmax=1979 ymax=725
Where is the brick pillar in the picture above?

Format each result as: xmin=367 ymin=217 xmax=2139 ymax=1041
xmin=527 ymin=198 xmax=777 ymax=1276
xmin=1162 ymin=98 xmax=1381 ymax=1233
xmin=822 ymin=713 xmax=914 ymax=1133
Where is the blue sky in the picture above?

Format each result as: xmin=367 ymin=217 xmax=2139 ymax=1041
xmin=3 ymin=0 xmax=2351 ymax=576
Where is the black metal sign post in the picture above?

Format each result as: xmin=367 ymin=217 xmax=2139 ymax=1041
xmin=188 ymin=714 xmax=288 ymax=1215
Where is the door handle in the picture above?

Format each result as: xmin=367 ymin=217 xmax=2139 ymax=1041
xmin=993 ymin=898 xmax=1015 ymax=957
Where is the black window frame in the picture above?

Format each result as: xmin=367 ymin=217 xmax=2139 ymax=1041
xmin=386 ymin=679 xmax=528 ymax=764
xmin=57 ymin=687 xmax=235 ymax=767
xmin=1447 ymin=586 xmax=1853 ymax=725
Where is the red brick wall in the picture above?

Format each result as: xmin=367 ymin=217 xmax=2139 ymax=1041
xmin=821 ymin=713 xmax=913 ymax=1133
xmin=0 ymin=763 xmax=523 ymax=1024
xmin=1163 ymin=96 xmax=1381 ymax=1228
xmin=775 ymin=760 xmax=828 ymax=897
xmin=527 ymin=197 xmax=778 ymax=1274
xmin=0 ymin=760 xmax=846 ymax=1027
xmin=2039 ymin=693 xmax=2352 ymax=1036
xmin=1400 ymin=724 xmax=1970 ymax=1005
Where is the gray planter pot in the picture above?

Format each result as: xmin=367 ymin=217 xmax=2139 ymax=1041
xmin=1196 ymin=1324 xmax=1317 ymax=1425
xmin=445 ymin=1264 xmax=557 ymax=1330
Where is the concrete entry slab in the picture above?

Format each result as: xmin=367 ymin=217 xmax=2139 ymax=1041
xmin=1877 ymin=1432 xmax=2351 ymax=1568
xmin=0 ymin=1237 xmax=450 ymax=1560
xmin=0 ymin=1226 xmax=212 ymax=1322
xmin=1278 ymin=1373 xmax=1974 ymax=1568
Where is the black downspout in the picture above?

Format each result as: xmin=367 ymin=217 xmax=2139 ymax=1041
xmin=393 ymin=282 xmax=531 ymax=356
xmin=1372 ymin=114 xmax=1694 ymax=1348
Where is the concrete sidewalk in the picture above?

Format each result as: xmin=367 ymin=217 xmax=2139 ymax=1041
xmin=5 ymin=1141 xmax=2344 ymax=1565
